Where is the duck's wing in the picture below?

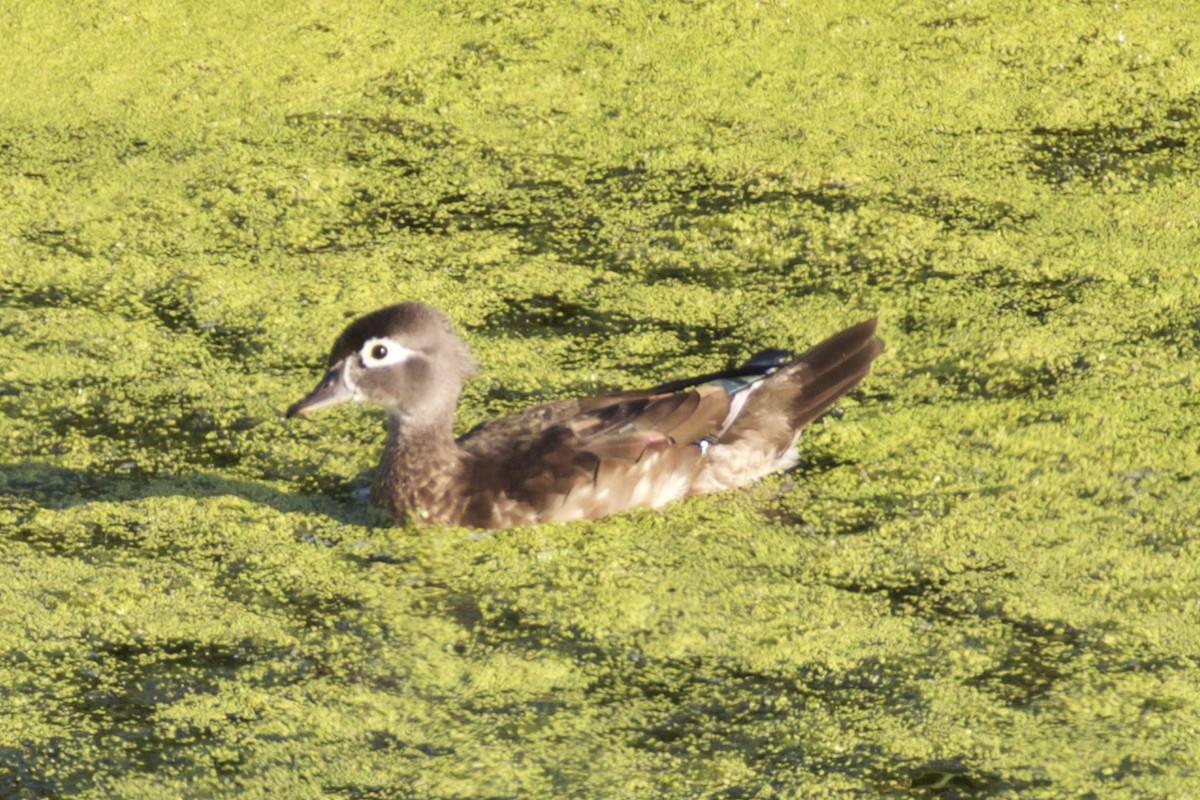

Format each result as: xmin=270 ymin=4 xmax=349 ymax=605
xmin=456 ymin=372 xmax=735 ymax=450
xmin=456 ymin=382 xmax=736 ymax=526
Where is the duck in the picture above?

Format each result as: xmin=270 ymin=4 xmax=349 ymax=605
xmin=287 ymin=302 xmax=883 ymax=529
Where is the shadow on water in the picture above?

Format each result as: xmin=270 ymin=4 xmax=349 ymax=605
xmin=471 ymin=291 xmax=744 ymax=381
xmin=827 ymin=569 xmax=1085 ymax=710
xmin=0 ymin=634 xmax=335 ymax=798
xmin=1025 ymin=100 xmax=1198 ymax=189
xmin=40 ymin=399 xmax=254 ymax=474
xmin=0 ymin=468 xmax=383 ymax=797
xmin=412 ymin=587 xmax=1062 ymax=797
xmin=475 ymin=293 xmax=639 ymax=339
xmin=1 ymin=274 xmax=272 ymax=380
xmin=282 ymin=112 xmax=1044 ymax=286
xmin=0 ymin=460 xmax=378 ymax=529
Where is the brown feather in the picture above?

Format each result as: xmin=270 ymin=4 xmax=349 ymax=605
xmin=662 ymin=385 xmax=730 ymax=443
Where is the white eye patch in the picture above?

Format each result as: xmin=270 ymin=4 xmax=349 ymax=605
xmin=359 ymin=337 xmax=419 ymax=368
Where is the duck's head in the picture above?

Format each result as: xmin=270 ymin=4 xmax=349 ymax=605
xmin=286 ymin=302 xmax=476 ymax=424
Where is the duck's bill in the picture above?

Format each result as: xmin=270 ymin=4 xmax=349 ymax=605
xmin=286 ymin=362 xmax=355 ymax=418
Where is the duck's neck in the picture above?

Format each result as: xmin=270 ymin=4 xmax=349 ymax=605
xmin=373 ymin=412 xmax=465 ymax=525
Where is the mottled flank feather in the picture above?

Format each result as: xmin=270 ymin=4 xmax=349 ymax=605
xmin=288 ymin=302 xmax=884 ymax=529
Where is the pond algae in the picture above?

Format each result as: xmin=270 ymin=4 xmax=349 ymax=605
xmin=3 ymin=0 xmax=1200 ymax=797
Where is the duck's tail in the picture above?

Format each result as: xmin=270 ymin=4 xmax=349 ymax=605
xmin=690 ymin=319 xmax=883 ymax=494
xmin=773 ymin=318 xmax=883 ymax=430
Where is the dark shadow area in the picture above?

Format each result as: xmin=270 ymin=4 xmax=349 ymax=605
xmin=141 ymin=284 xmax=267 ymax=363
xmin=829 ymin=569 xmax=1095 ymax=711
xmin=471 ymin=291 xmax=743 ymax=381
xmin=0 ymin=634 xmax=337 ymax=798
xmin=408 ymin=587 xmax=1056 ymax=797
xmin=41 ymin=397 xmax=253 ymax=473
xmin=763 ymin=480 xmax=1011 ymax=537
xmin=891 ymin=756 xmax=1052 ymax=798
xmin=0 ymin=460 xmax=378 ymax=528
xmin=962 ymin=617 xmax=1085 ymax=708
xmin=906 ymin=353 xmax=1081 ymax=401
xmin=1025 ymin=101 xmax=1197 ymax=189
xmin=1 ymin=275 xmax=274 ymax=371
xmin=279 ymin=112 xmax=1043 ymax=297
xmin=887 ymin=189 xmax=1036 ymax=234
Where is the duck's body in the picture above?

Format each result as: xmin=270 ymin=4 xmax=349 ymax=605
xmin=288 ymin=303 xmax=883 ymax=529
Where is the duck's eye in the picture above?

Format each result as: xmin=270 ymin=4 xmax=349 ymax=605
xmin=357 ymin=335 xmax=415 ymax=367
xmin=360 ymin=337 xmax=415 ymax=367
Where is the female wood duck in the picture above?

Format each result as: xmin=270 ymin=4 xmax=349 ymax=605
xmin=288 ymin=303 xmax=883 ymax=529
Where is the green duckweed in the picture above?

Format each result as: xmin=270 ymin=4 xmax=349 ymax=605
xmin=2 ymin=1 xmax=1199 ymax=797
